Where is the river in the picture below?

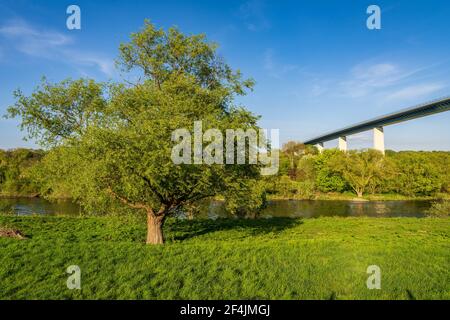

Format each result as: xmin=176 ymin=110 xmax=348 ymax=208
xmin=0 ymin=197 xmax=431 ymax=218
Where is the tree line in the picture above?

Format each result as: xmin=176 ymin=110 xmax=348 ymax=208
xmin=1 ymin=146 xmax=449 ymax=201
xmin=269 ymin=143 xmax=450 ymax=199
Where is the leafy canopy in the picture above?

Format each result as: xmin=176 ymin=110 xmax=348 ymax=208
xmin=7 ymin=21 xmax=262 ymax=218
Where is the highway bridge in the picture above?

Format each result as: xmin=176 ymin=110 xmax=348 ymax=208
xmin=303 ymin=96 xmax=450 ymax=154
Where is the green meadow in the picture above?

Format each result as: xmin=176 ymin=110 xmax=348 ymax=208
xmin=1 ymin=215 xmax=448 ymax=300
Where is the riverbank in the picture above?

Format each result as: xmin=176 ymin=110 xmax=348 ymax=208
xmin=0 ymin=215 xmax=448 ymax=299
xmin=0 ymin=193 xmax=40 ymax=199
xmin=268 ymin=192 xmax=450 ymax=201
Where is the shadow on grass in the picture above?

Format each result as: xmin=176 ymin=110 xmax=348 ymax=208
xmin=406 ymin=289 xmax=416 ymax=300
xmin=165 ymin=217 xmax=303 ymax=242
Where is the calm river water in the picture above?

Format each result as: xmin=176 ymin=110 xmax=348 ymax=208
xmin=0 ymin=197 xmax=431 ymax=218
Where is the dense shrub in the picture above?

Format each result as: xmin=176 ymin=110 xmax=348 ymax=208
xmin=0 ymin=149 xmax=44 ymax=196
xmin=387 ymin=152 xmax=444 ymax=196
xmin=426 ymin=201 xmax=450 ymax=217
xmin=313 ymin=150 xmax=347 ymax=193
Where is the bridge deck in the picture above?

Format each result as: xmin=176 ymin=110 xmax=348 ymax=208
xmin=303 ymin=96 xmax=450 ymax=145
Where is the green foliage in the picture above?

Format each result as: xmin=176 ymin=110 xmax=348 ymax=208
xmin=281 ymin=141 xmax=305 ymax=179
xmin=117 ymin=19 xmax=254 ymax=94
xmin=272 ymin=175 xmax=315 ymax=199
xmin=388 ymin=152 xmax=444 ymax=196
xmin=276 ymin=175 xmax=297 ymax=197
xmin=260 ymin=148 xmax=450 ymax=199
xmin=296 ymin=154 xmax=316 ymax=182
xmin=0 ymin=215 xmax=448 ymax=299
xmin=314 ymin=149 xmax=347 ymax=193
xmin=267 ymin=147 xmax=449 ymax=199
xmin=426 ymin=201 xmax=450 ymax=217
xmin=278 ymin=152 xmax=291 ymax=177
xmin=329 ymin=149 xmax=386 ymax=198
xmin=3 ymin=147 xmax=449 ymax=201
xmin=294 ymin=180 xmax=316 ymax=199
xmin=6 ymin=21 xmax=260 ymax=239
xmin=6 ymin=78 xmax=106 ymax=148
xmin=224 ymin=179 xmax=267 ymax=218
xmin=0 ymin=149 xmax=44 ymax=196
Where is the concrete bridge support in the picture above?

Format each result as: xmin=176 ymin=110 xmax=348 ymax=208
xmin=338 ymin=136 xmax=347 ymax=152
xmin=373 ymin=127 xmax=385 ymax=155
xmin=315 ymin=142 xmax=324 ymax=153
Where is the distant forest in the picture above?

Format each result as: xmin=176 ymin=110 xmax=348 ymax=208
xmin=1 ymin=146 xmax=449 ymax=201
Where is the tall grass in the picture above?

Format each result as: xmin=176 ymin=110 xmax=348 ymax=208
xmin=0 ymin=215 xmax=449 ymax=300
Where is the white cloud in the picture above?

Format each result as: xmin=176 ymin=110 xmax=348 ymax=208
xmin=0 ymin=20 xmax=71 ymax=57
xmin=334 ymin=62 xmax=445 ymax=102
xmin=385 ymin=83 xmax=445 ymax=102
xmin=0 ymin=23 xmax=70 ymax=46
xmin=339 ymin=62 xmax=422 ymax=98
xmin=351 ymin=63 xmax=399 ymax=84
xmin=0 ymin=19 xmax=115 ymax=76
xmin=64 ymin=51 xmax=115 ymax=76
xmin=297 ymin=59 xmax=448 ymax=110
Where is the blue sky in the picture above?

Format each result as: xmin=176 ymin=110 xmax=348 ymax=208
xmin=1 ymin=0 xmax=449 ymax=150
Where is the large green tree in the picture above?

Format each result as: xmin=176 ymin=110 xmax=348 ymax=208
xmin=7 ymin=21 xmax=261 ymax=244
xmin=330 ymin=149 xmax=386 ymax=198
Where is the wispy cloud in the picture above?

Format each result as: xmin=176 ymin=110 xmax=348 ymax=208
xmin=339 ymin=62 xmax=425 ymax=98
xmin=65 ymin=51 xmax=115 ymax=76
xmin=385 ymin=83 xmax=445 ymax=102
xmin=0 ymin=21 xmax=71 ymax=53
xmin=238 ymin=0 xmax=270 ymax=32
xmin=303 ymin=59 xmax=448 ymax=105
xmin=0 ymin=19 xmax=115 ymax=76
xmin=263 ymin=49 xmax=298 ymax=79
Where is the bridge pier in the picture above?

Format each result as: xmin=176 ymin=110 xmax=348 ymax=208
xmin=338 ymin=136 xmax=347 ymax=152
xmin=315 ymin=142 xmax=324 ymax=153
xmin=373 ymin=127 xmax=385 ymax=155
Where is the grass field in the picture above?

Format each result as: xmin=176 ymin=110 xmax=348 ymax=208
xmin=0 ymin=215 xmax=449 ymax=300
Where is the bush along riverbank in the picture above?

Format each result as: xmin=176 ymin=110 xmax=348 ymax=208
xmin=1 ymin=148 xmax=449 ymax=203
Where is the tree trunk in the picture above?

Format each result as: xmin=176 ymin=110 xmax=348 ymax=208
xmin=146 ymin=213 xmax=165 ymax=245
xmin=356 ymin=190 xmax=363 ymax=198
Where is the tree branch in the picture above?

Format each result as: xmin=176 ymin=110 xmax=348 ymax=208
xmin=127 ymin=166 xmax=165 ymax=203
xmin=107 ymin=187 xmax=151 ymax=211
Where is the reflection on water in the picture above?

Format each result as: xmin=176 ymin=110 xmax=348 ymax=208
xmin=199 ymin=199 xmax=430 ymax=219
xmin=0 ymin=197 xmax=431 ymax=218
xmin=0 ymin=198 xmax=81 ymax=216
